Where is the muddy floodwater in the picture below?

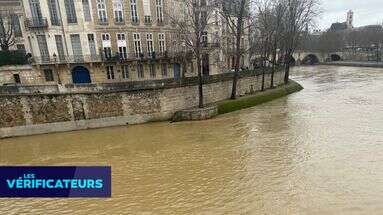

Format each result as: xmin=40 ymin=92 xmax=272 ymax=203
xmin=0 ymin=65 xmax=383 ymax=214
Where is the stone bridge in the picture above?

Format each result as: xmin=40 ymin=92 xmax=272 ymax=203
xmin=291 ymin=51 xmax=344 ymax=65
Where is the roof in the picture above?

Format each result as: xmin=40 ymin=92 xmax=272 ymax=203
xmin=329 ymin=22 xmax=348 ymax=32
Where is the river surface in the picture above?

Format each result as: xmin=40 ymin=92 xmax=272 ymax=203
xmin=0 ymin=65 xmax=383 ymax=214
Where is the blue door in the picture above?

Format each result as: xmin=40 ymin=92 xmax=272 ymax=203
xmin=173 ymin=63 xmax=181 ymax=81
xmin=72 ymin=66 xmax=91 ymax=84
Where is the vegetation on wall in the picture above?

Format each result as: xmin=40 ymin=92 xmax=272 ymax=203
xmin=217 ymin=80 xmax=303 ymax=114
xmin=0 ymin=50 xmax=28 ymax=66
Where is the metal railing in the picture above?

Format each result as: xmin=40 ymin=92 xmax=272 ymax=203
xmin=25 ymin=17 xmax=48 ymax=28
xmin=30 ymin=51 xmax=194 ymax=65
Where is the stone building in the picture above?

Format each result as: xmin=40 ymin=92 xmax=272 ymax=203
xmin=329 ymin=10 xmax=354 ymax=32
xmin=14 ymin=0 xmax=249 ymax=85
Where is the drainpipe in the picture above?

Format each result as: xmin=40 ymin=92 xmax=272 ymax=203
xmin=56 ymin=0 xmax=69 ymax=56
xmin=55 ymin=0 xmax=68 ymax=86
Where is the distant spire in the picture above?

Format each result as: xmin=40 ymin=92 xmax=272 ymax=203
xmin=347 ymin=10 xmax=354 ymax=29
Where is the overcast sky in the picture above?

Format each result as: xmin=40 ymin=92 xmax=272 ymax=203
xmin=316 ymin=0 xmax=383 ymax=30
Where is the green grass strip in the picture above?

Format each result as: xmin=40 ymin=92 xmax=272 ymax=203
xmin=217 ymin=80 xmax=303 ymax=114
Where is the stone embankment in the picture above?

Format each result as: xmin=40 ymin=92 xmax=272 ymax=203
xmin=0 ymin=70 xmax=294 ymax=138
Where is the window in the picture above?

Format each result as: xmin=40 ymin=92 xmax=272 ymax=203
xmin=64 ymin=0 xmax=77 ymax=23
xmin=117 ymin=33 xmax=127 ymax=59
xmin=106 ymin=66 xmax=115 ymax=79
xmin=55 ymin=35 xmax=65 ymax=61
xmin=37 ymin=35 xmax=50 ymax=62
xmin=88 ymin=34 xmax=97 ymax=57
xmin=143 ymin=0 xmax=151 ymax=23
xmin=130 ymin=0 xmax=138 ymax=23
xmin=44 ymin=69 xmax=54 ymax=82
xmin=158 ymin=33 xmax=166 ymax=53
xmin=122 ymin=65 xmax=129 ymax=79
xmin=161 ymin=63 xmax=167 ymax=77
xmin=48 ymin=0 xmax=60 ymax=25
xmin=117 ymin=33 xmax=125 ymax=41
xmin=146 ymin=33 xmax=154 ymax=57
xmin=137 ymin=63 xmax=144 ymax=78
xmin=149 ymin=64 xmax=156 ymax=78
xmin=97 ymin=0 xmax=107 ymax=23
xmin=82 ymin=0 xmax=92 ymax=21
xmin=16 ymin=44 xmax=26 ymax=52
xmin=155 ymin=0 xmax=163 ymax=23
xmin=113 ymin=0 xmax=124 ymax=23
xmin=13 ymin=74 xmax=21 ymax=84
xmin=102 ymin=33 xmax=112 ymax=59
xmin=118 ymin=47 xmax=127 ymax=59
xmin=104 ymin=47 xmax=112 ymax=59
xmin=29 ymin=0 xmax=43 ymax=19
xmin=102 ymin=33 xmax=110 ymax=41
xmin=133 ymin=33 xmax=142 ymax=57
xmin=11 ymin=15 xmax=23 ymax=37
xmin=71 ymin=34 xmax=84 ymax=62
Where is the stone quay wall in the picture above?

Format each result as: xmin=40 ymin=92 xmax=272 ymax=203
xmin=0 ymin=70 xmax=285 ymax=138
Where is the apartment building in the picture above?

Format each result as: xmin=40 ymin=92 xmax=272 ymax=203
xmin=20 ymin=0 xmax=249 ymax=85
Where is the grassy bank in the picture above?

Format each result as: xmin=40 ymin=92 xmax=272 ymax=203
xmin=217 ymin=80 xmax=303 ymax=114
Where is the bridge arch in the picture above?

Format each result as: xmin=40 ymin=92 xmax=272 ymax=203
xmin=302 ymin=54 xmax=319 ymax=65
xmin=330 ymin=54 xmax=342 ymax=61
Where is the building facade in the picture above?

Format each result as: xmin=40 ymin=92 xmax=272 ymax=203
xmin=15 ymin=0 xmax=249 ymax=85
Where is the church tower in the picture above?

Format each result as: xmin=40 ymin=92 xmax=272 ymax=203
xmin=346 ymin=10 xmax=354 ymax=29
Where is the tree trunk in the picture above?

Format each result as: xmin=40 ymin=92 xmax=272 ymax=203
xmin=231 ymin=49 xmax=241 ymax=99
xmin=284 ymin=61 xmax=290 ymax=84
xmin=284 ymin=49 xmax=292 ymax=84
xmin=261 ymin=66 xmax=265 ymax=91
xmin=270 ymin=41 xmax=278 ymax=88
xmin=230 ymin=0 xmax=245 ymax=100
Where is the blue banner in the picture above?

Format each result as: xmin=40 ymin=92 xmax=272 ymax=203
xmin=0 ymin=166 xmax=111 ymax=198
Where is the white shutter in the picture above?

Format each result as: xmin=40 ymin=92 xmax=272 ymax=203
xmin=143 ymin=0 xmax=151 ymax=16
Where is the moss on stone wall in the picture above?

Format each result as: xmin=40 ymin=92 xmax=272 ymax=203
xmin=29 ymin=95 xmax=72 ymax=124
xmin=86 ymin=94 xmax=124 ymax=119
xmin=217 ymin=80 xmax=303 ymax=115
xmin=0 ymin=97 xmax=25 ymax=128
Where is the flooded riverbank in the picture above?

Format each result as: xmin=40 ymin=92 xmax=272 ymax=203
xmin=0 ymin=65 xmax=382 ymax=214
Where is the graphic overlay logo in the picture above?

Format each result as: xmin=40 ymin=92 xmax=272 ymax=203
xmin=0 ymin=166 xmax=111 ymax=198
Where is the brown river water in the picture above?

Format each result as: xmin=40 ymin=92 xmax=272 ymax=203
xmin=0 ymin=65 xmax=382 ymax=214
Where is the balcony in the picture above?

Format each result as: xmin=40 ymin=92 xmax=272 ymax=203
xmin=25 ymin=17 xmax=48 ymax=29
xmin=98 ymin=18 xmax=108 ymax=25
xmin=31 ymin=55 xmax=102 ymax=65
xmin=30 ymin=51 xmax=191 ymax=65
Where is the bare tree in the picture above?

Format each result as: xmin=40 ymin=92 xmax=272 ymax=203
xmin=255 ymin=0 xmax=278 ymax=91
xmin=167 ymin=0 xmax=216 ymax=108
xmin=281 ymin=0 xmax=319 ymax=84
xmin=0 ymin=12 xmax=16 ymax=51
xmin=219 ymin=0 xmax=250 ymax=99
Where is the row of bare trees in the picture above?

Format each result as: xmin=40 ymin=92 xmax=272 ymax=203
xmin=253 ymin=0 xmax=319 ymax=85
xmin=168 ymin=0 xmax=319 ymax=108
xmin=300 ymin=26 xmax=383 ymax=54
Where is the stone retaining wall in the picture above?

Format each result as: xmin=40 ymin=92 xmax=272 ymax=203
xmin=0 ymin=71 xmax=285 ymax=138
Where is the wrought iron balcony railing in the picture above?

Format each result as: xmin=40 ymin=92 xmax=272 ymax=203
xmin=30 ymin=51 xmax=194 ymax=65
xmin=25 ymin=17 xmax=48 ymax=28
